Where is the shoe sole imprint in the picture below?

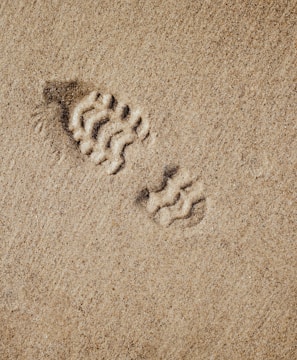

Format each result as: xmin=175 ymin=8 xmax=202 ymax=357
xmin=69 ymin=91 xmax=150 ymax=174
xmin=35 ymin=81 xmax=207 ymax=228
xmin=137 ymin=167 xmax=206 ymax=227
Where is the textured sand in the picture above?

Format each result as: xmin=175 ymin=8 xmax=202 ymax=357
xmin=0 ymin=1 xmax=296 ymax=359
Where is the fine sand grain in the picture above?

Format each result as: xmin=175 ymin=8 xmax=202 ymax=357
xmin=0 ymin=1 xmax=296 ymax=359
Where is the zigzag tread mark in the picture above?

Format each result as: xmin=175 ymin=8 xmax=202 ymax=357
xmin=158 ymin=181 xmax=205 ymax=226
xmin=146 ymin=170 xmax=193 ymax=214
xmin=68 ymin=91 xmax=150 ymax=174
xmin=144 ymin=169 xmax=206 ymax=226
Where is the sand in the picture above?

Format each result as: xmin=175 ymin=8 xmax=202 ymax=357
xmin=0 ymin=1 xmax=296 ymax=359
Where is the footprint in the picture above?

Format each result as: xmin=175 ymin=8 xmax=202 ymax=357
xmin=137 ymin=166 xmax=206 ymax=227
xmin=37 ymin=80 xmax=150 ymax=174
xmin=34 ymin=81 xmax=207 ymax=228
xmin=69 ymin=90 xmax=150 ymax=174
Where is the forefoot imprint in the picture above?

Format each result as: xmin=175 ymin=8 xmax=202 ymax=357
xmin=138 ymin=168 xmax=206 ymax=227
xmin=69 ymin=91 xmax=149 ymax=174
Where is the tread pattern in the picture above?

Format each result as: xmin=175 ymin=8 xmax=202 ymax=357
xmin=143 ymin=169 xmax=205 ymax=226
xmin=69 ymin=91 xmax=149 ymax=174
xmin=36 ymin=81 xmax=207 ymax=228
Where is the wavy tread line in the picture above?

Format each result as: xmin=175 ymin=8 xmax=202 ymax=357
xmin=145 ymin=169 xmax=205 ymax=226
xmin=69 ymin=91 xmax=149 ymax=174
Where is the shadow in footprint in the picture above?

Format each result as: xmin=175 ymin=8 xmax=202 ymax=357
xmin=42 ymin=80 xmax=91 ymax=137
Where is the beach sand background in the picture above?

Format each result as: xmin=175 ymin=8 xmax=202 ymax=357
xmin=0 ymin=1 xmax=296 ymax=359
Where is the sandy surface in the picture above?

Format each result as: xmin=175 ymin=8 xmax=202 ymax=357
xmin=0 ymin=1 xmax=296 ymax=359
